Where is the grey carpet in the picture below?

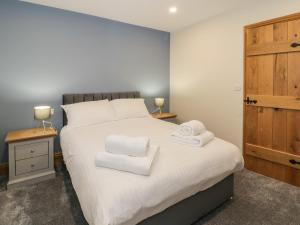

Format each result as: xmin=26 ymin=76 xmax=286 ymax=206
xmin=0 ymin=169 xmax=299 ymax=225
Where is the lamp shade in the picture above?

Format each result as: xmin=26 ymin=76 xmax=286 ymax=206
xmin=155 ymin=98 xmax=164 ymax=107
xmin=34 ymin=106 xmax=51 ymax=120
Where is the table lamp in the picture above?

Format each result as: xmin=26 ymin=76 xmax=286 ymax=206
xmin=155 ymin=98 xmax=164 ymax=114
xmin=34 ymin=106 xmax=53 ymax=130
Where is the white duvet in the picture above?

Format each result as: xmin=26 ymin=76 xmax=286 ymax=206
xmin=60 ymin=117 xmax=244 ymax=225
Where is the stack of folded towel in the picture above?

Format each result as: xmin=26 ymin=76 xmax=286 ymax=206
xmin=95 ymin=135 xmax=159 ymax=176
xmin=171 ymin=120 xmax=215 ymax=147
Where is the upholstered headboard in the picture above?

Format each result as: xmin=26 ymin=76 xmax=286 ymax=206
xmin=62 ymin=91 xmax=140 ymax=126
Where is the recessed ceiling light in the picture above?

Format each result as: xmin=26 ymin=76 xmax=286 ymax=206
xmin=169 ymin=7 xmax=177 ymax=13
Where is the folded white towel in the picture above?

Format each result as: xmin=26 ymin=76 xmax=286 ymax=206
xmin=105 ymin=135 xmax=150 ymax=157
xmin=171 ymin=131 xmax=215 ymax=147
xmin=95 ymin=145 xmax=159 ymax=176
xmin=178 ymin=120 xmax=206 ymax=136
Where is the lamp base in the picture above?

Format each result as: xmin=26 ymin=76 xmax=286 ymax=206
xmin=151 ymin=107 xmax=163 ymax=114
xmin=38 ymin=120 xmax=53 ymax=131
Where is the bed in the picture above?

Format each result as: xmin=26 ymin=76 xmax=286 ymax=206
xmin=60 ymin=91 xmax=244 ymax=225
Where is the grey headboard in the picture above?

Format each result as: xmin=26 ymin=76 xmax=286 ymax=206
xmin=62 ymin=91 xmax=140 ymax=126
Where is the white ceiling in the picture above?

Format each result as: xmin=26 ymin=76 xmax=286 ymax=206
xmin=23 ymin=0 xmax=249 ymax=32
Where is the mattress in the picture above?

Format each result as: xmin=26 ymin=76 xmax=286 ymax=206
xmin=60 ymin=117 xmax=244 ymax=225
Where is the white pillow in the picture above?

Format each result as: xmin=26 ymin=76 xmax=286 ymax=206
xmin=110 ymin=98 xmax=149 ymax=120
xmin=61 ymin=99 xmax=115 ymax=127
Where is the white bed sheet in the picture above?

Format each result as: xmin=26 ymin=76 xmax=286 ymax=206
xmin=60 ymin=117 xmax=244 ymax=225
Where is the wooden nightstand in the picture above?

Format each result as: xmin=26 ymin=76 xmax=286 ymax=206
xmin=5 ymin=128 xmax=57 ymax=189
xmin=151 ymin=112 xmax=177 ymax=123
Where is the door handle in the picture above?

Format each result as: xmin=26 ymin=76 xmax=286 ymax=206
xmin=289 ymin=159 xmax=300 ymax=165
xmin=244 ymin=97 xmax=257 ymax=105
xmin=291 ymin=42 xmax=300 ymax=48
xmin=244 ymin=97 xmax=250 ymax=104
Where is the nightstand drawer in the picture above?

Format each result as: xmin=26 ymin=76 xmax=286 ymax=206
xmin=15 ymin=141 xmax=49 ymax=160
xmin=15 ymin=155 xmax=49 ymax=176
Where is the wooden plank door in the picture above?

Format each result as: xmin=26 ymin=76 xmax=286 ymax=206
xmin=244 ymin=13 xmax=300 ymax=187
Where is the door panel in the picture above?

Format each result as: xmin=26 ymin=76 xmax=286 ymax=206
xmin=245 ymin=57 xmax=258 ymax=94
xmin=274 ymin=54 xmax=288 ymax=96
xmin=257 ymin=55 xmax=274 ymax=95
xmin=246 ymin=24 xmax=273 ymax=45
xmin=272 ymin=109 xmax=287 ymax=151
xmin=244 ymin=15 xmax=300 ymax=187
xmin=287 ymin=110 xmax=300 ymax=155
xmin=288 ymin=19 xmax=300 ymax=39
xmin=274 ymin=22 xmax=288 ymax=96
xmin=288 ymin=52 xmax=300 ymax=97
xmin=274 ymin=22 xmax=287 ymax=42
xmin=257 ymin=107 xmax=273 ymax=148
xmin=245 ymin=106 xmax=258 ymax=144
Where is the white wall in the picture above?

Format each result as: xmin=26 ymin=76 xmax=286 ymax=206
xmin=170 ymin=0 xmax=300 ymax=149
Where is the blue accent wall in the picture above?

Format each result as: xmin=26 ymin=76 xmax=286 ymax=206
xmin=0 ymin=1 xmax=170 ymax=163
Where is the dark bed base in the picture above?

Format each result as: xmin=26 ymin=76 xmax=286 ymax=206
xmin=138 ymin=174 xmax=234 ymax=225
xmin=62 ymin=92 xmax=234 ymax=225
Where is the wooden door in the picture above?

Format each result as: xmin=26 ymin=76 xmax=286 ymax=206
xmin=244 ymin=13 xmax=300 ymax=187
